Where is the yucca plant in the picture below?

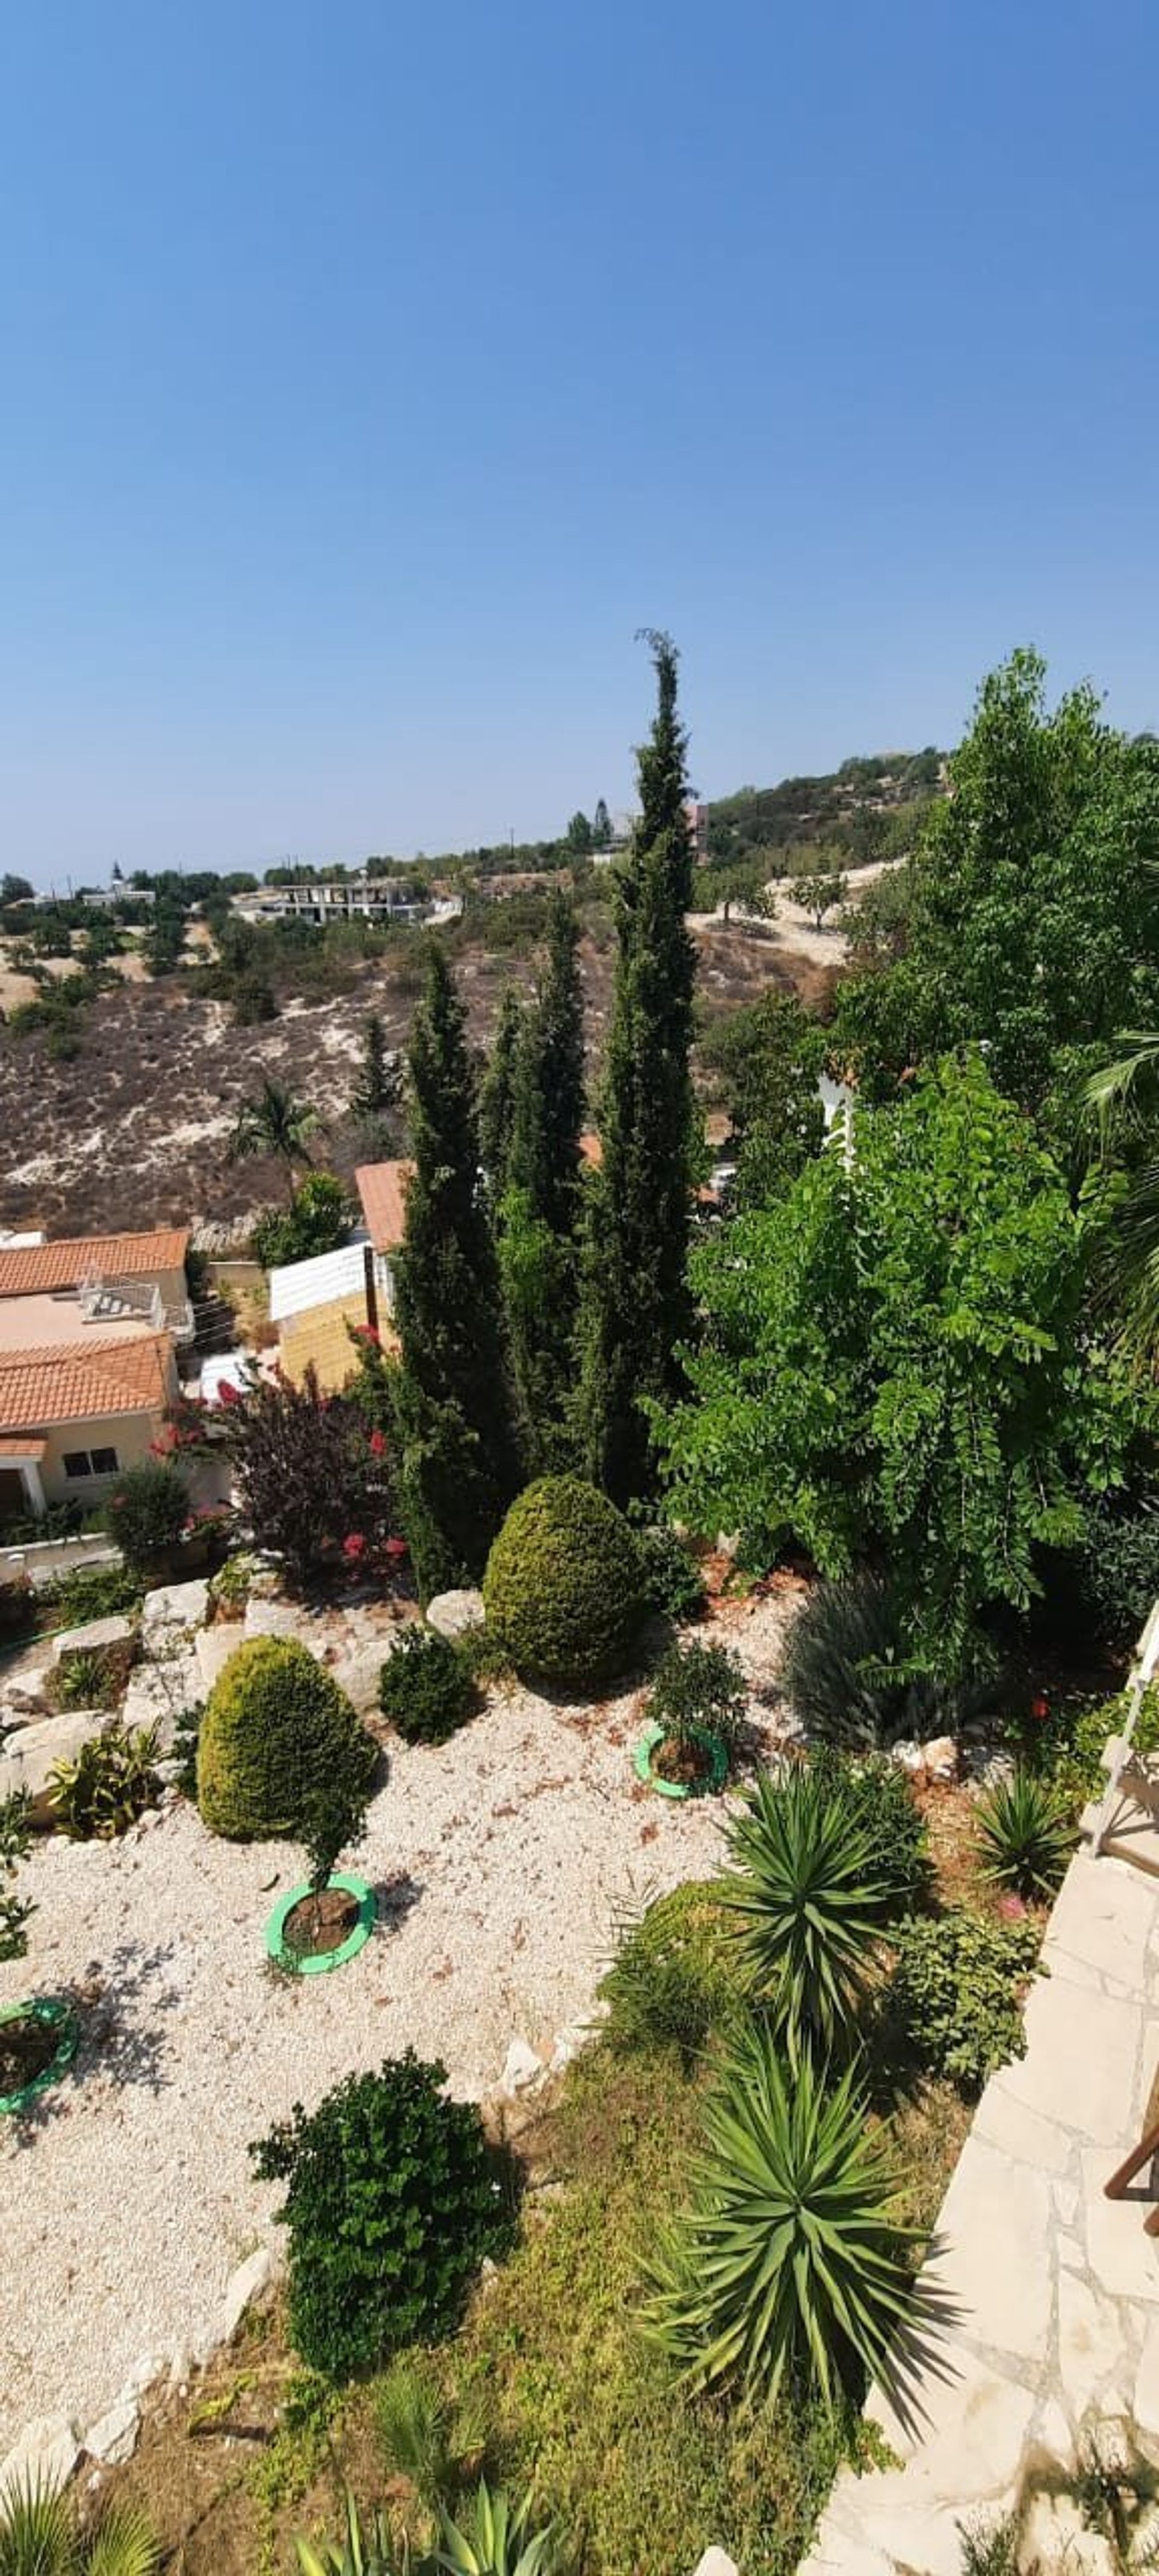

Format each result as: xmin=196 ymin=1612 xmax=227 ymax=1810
xmin=974 ymin=1767 xmax=1074 ymax=1900
xmin=0 ymin=2477 xmax=158 ymax=2576
xmin=295 ymin=2489 xmax=410 ymax=2576
xmin=721 ymin=1765 xmax=887 ymax=2063
xmin=640 ymin=2025 xmax=924 ymax=2409
xmin=433 ymin=2483 xmax=558 ymax=2576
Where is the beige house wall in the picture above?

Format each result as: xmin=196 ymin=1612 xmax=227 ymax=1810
xmin=39 ymin=1409 xmax=164 ymax=1508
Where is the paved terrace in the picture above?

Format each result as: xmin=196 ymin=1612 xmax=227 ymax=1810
xmin=802 ymin=1849 xmax=1159 ymax=2576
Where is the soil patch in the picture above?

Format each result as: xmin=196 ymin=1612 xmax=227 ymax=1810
xmin=0 ymin=2009 xmax=60 ymax=2095
xmin=280 ymin=1887 xmax=359 ymax=1958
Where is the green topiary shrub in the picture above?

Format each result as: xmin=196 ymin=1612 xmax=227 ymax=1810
xmin=482 ymin=1475 xmax=644 ymax=1691
xmin=251 ymin=2050 xmax=512 ymax=2380
xmin=197 ymin=1637 xmax=375 ymax=1841
xmin=378 ymin=1626 xmax=478 ymax=1745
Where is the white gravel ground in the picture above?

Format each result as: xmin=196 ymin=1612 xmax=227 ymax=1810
xmin=0 ymin=1596 xmax=796 ymax=2453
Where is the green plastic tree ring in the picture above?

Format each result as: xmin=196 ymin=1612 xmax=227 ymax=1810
xmin=264 ymin=1872 xmax=376 ymax=1976
xmin=0 ymin=1997 xmax=79 ymax=2116
xmin=633 ymin=1719 xmax=729 ymax=1801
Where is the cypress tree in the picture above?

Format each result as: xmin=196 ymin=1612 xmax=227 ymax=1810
xmin=579 ymin=631 xmax=697 ymax=1506
xmin=496 ymin=893 xmax=586 ymax=1471
xmin=351 ymin=1011 xmax=395 ymax=1122
xmin=388 ymin=945 xmax=522 ymax=1596
xmin=478 ymin=985 xmax=524 ymax=1200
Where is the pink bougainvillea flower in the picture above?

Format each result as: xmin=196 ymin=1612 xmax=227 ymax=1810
xmin=383 ymin=1535 xmax=409 ymax=1564
xmin=343 ymin=1532 xmax=368 ymax=1561
xmin=368 ymin=1429 xmax=386 ymax=1458
xmin=218 ymin=1379 xmax=241 ymax=1407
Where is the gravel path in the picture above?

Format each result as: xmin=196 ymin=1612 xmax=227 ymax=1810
xmin=0 ymin=1596 xmax=796 ymax=2452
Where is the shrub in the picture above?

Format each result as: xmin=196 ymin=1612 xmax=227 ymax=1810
xmin=105 ymin=1460 xmax=189 ymax=1571
xmin=482 ymin=1475 xmax=644 ymax=1690
xmin=805 ymin=1743 xmax=931 ymax=1917
xmin=598 ymin=1881 xmax=741 ymax=2066
xmin=782 ymin=1573 xmax=998 ymax=1750
xmin=889 ymin=1909 xmax=1042 ymax=2095
xmin=185 ymin=1366 xmax=395 ymax=1591
xmin=647 ymin=1639 xmax=748 ymax=1756
xmin=197 ymin=1637 xmax=375 ymax=1842
xmin=51 ymin=1644 xmax=127 ymax=1712
xmin=49 ymin=1722 xmax=160 ymax=1840
xmin=375 ymin=2354 xmax=484 ymax=2516
xmin=974 ymin=1768 xmax=1075 ymax=1900
xmin=251 ymin=2051 xmax=512 ymax=2380
xmin=208 ymin=1552 xmax=260 ymax=1620
xmin=636 ymin=1524 xmax=705 ymax=1623
xmin=722 ymin=1765 xmax=887 ymax=2063
xmin=44 ymin=1564 xmax=143 ymax=1626
xmin=378 ymin=1626 xmax=478 ymax=1745
xmin=1076 ymin=1496 xmax=1159 ymax=1652
xmin=1046 ymin=1685 xmax=1159 ymax=1809
xmin=0 ymin=1791 xmax=33 ymax=1963
xmin=642 ymin=2026 xmax=924 ymax=2409
xmin=252 ymin=1172 xmax=349 ymax=1272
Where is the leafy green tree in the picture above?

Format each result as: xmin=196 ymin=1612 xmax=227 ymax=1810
xmin=1085 ymin=1030 xmax=1159 ymax=1360
xmin=227 ymin=1078 xmax=318 ymax=1203
xmin=0 ymin=874 xmax=34 ymax=907
xmin=657 ymin=1052 xmax=1145 ymax=1675
xmin=793 ymin=868 xmax=848 ymax=930
xmin=837 ymin=651 xmax=1159 ymax=1111
xmin=700 ymin=989 xmax=825 ymax=1206
xmin=566 ymin=809 xmax=593 ymax=855
xmin=580 ymin=631 xmax=697 ymax=1505
xmin=251 ymin=1170 xmax=348 ymax=1269
xmin=388 ymin=945 xmax=522 ymax=1594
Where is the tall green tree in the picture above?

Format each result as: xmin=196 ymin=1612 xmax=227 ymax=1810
xmin=388 ymin=945 xmax=522 ymax=1594
xmin=580 ymin=631 xmax=697 ymax=1505
xmin=835 ymin=650 xmax=1159 ymax=1113
xmin=700 ymin=988 xmax=826 ymax=1207
xmin=657 ymin=1052 xmax=1145 ymax=1676
xmin=478 ymin=985 xmax=525 ymax=1198
xmin=496 ymin=892 xmax=586 ymax=1468
xmin=350 ymin=1012 xmax=397 ymax=1123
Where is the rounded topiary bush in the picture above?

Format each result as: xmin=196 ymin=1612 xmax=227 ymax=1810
xmin=197 ymin=1635 xmax=375 ymax=1841
xmin=482 ymin=1474 xmax=644 ymax=1691
xmin=378 ymin=1626 xmax=477 ymax=1745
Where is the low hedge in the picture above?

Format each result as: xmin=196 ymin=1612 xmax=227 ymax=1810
xmin=482 ymin=1474 xmax=644 ymax=1692
xmin=197 ymin=1635 xmax=375 ymax=1841
xmin=378 ymin=1626 xmax=477 ymax=1745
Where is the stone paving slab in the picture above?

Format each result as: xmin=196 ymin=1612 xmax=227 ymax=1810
xmin=800 ymin=1851 xmax=1159 ymax=2576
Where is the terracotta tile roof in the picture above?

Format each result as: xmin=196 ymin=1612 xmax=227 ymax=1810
xmin=355 ymin=1162 xmax=414 ymax=1254
xmin=0 ymin=1229 xmax=189 ymax=1300
xmin=0 ymin=1436 xmax=46 ymax=1459
xmin=0 ymin=1334 xmax=174 ymax=1432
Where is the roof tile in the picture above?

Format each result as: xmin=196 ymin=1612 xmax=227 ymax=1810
xmin=0 ymin=1334 xmax=174 ymax=1431
xmin=0 ymin=1229 xmax=189 ymax=1300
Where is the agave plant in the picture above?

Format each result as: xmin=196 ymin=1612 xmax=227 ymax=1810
xmin=974 ymin=1768 xmax=1075 ymax=1900
xmin=722 ymin=1765 xmax=887 ymax=2062
xmin=0 ymin=2477 xmax=158 ymax=2576
xmin=295 ymin=2490 xmax=410 ymax=2576
xmin=640 ymin=2024 xmax=924 ymax=2409
xmin=433 ymin=2484 xmax=558 ymax=2576
xmin=782 ymin=1574 xmax=997 ymax=1750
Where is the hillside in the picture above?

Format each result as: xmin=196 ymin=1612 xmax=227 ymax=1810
xmin=704 ymin=747 xmax=944 ymax=871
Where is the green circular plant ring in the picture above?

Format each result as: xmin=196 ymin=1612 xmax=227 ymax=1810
xmin=264 ymin=1873 xmax=376 ymax=1977
xmin=0 ymin=1997 xmax=79 ymax=2115
xmin=633 ymin=1720 xmax=729 ymax=1801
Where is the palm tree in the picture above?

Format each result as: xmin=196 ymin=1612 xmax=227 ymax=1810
xmin=1086 ymin=1032 xmax=1159 ymax=1357
xmin=227 ymin=1078 xmax=319 ymax=1203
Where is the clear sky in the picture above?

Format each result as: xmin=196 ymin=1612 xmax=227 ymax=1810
xmin=2 ymin=0 xmax=1157 ymax=884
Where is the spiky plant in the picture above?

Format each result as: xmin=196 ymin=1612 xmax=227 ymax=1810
xmin=721 ymin=1765 xmax=887 ymax=2063
xmin=0 ymin=2479 xmax=158 ymax=2576
xmin=640 ymin=2025 xmax=924 ymax=2409
xmin=375 ymin=2356 xmax=485 ymax=2516
xmin=295 ymin=2490 xmax=409 ymax=2576
xmin=433 ymin=2484 xmax=558 ymax=2576
xmin=974 ymin=1768 xmax=1075 ymax=1900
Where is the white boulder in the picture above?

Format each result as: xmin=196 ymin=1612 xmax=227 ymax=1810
xmin=219 ymin=2244 xmax=276 ymax=2342
xmin=82 ymin=2391 xmax=140 ymax=2466
xmin=0 ymin=1711 xmax=108 ymax=1815
xmin=426 ymin=1590 xmax=486 ymax=1642
xmin=0 ymin=2412 xmax=80 ymax=2505
xmin=500 ymin=2037 xmax=546 ymax=2095
xmin=139 ymin=1578 xmax=209 ymax=1641
xmin=52 ymin=1613 xmax=135 ymax=1667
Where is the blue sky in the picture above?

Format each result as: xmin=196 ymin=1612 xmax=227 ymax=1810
xmin=2 ymin=1 xmax=1157 ymax=883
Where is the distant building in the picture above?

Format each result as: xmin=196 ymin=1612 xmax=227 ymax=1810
xmin=685 ymin=800 xmax=709 ymax=865
xmin=234 ymin=880 xmax=436 ymax=928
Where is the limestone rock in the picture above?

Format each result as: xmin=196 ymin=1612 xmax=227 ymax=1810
xmin=920 ymin=1733 xmax=960 ymax=1783
xmin=0 ymin=2413 xmax=80 ymax=2504
xmin=426 ymin=1589 xmax=486 ymax=1642
xmin=500 ymin=2037 xmax=545 ymax=2095
xmin=196 ymin=1626 xmax=243 ymax=1695
xmin=333 ymin=1640 xmax=390 ymax=1722
xmin=139 ymin=1577 xmax=209 ymax=1640
xmin=692 ymin=2555 xmax=740 ymax=2576
xmin=83 ymin=2391 xmax=140 ymax=2466
xmin=244 ymin=1599 xmax=307 ymax=1642
xmin=220 ymin=2244 xmax=276 ymax=2342
xmin=549 ymin=2024 xmax=588 ymax=2074
xmin=0 ymin=1710 xmax=109 ymax=1816
xmin=890 ymin=1739 xmax=924 ymax=1775
xmin=52 ymin=1613 xmax=136 ymax=1666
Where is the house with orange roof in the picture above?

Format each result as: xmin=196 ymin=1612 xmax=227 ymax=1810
xmin=0 ymin=1332 xmax=179 ymax=1524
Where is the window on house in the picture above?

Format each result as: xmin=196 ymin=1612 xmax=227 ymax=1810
xmin=62 ymin=1446 xmax=120 ymax=1480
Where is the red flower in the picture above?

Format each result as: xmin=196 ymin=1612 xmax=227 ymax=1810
xmin=383 ymin=1535 xmax=408 ymax=1564
xmin=354 ymin=1323 xmax=381 ymax=1348
xmin=343 ymin=1532 xmax=368 ymax=1561
xmin=218 ymin=1379 xmax=241 ymax=1407
xmin=368 ymin=1429 xmax=386 ymax=1458
xmin=1030 ymin=1692 xmax=1050 ymax=1725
